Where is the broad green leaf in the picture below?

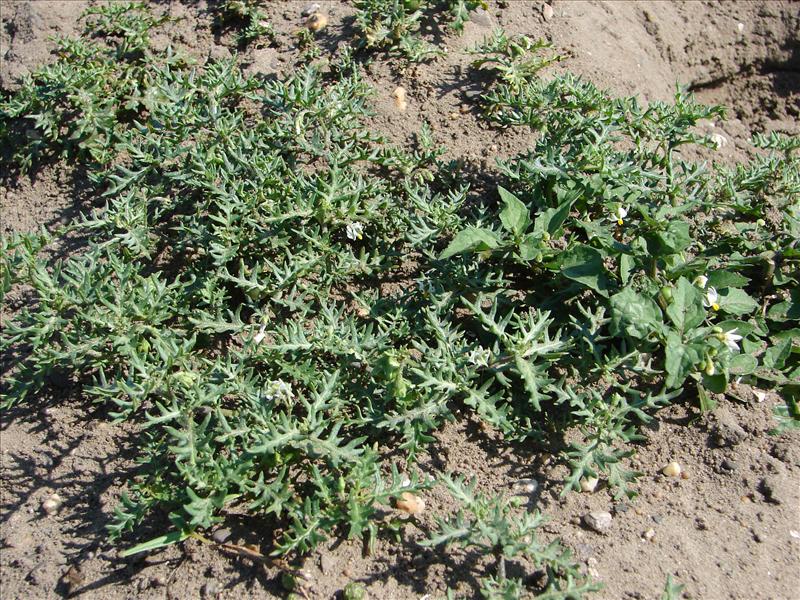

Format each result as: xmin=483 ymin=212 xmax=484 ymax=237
xmin=560 ymin=244 xmax=610 ymax=297
xmin=498 ymin=186 xmax=530 ymax=237
xmin=707 ymin=270 xmax=749 ymax=289
xmin=702 ymin=372 xmax=727 ymax=394
xmin=534 ymin=198 xmax=573 ymax=237
xmin=717 ymin=288 xmax=757 ymax=315
xmin=729 ymin=353 xmax=757 ymax=375
xmin=609 ymin=286 xmax=663 ymax=339
xmin=767 ymin=288 xmax=800 ymax=321
xmin=696 ymin=383 xmax=717 ymax=413
xmin=439 ymin=227 xmax=500 ymax=259
xmin=665 ymin=331 xmax=701 ymax=388
xmin=645 ymin=220 xmax=691 ymax=256
xmin=763 ymin=338 xmax=792 ymax=370
xmin=665 ymin=277 xmax=705 ymax=333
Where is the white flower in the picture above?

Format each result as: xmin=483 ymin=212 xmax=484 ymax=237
xmin=253 ymin=323 xmax=267 ymax=345
xmin=346 ymin=221 xmax=364 ymax=240
xmin=265 ymin=379 xmax=293 ymax=403
xmin=693 ymin=274 xmax=709 ymax=289
xmin=467 ymin=347 xmax=492 ymax=367
xmin=721 ymin=328 xmax=743 ymax=352
xmin=703 ymin=287 xmax=720 ymax=311
xmin=609 ymin=205 xmax=628 ymax=226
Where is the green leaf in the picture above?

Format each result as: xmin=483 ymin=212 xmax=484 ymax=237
xmin=645 ymin=220 xmax=691 ymax=256
xmin=707 ymin=270 xmax=749 ymax=289
xmin=665 ymin=331 xmax=701 ymax=388
xmin=665 ymin=277 xmax=705 ymax=333
xmin=702 ymin=372 xmax=727 ymax=394
xmin=560 ymin=244 xmax=610 ymax=297
xmin=619 ymin=253 xmax=634 ymax=285
xmin=763 ymin=338 xmax=792 ymax=370
xmin=119 ymin=530 xmax=189 ymax=557
xmin=696 ymin=383 xmax=717 ymax=413
xmin=717 ymin=288 xmax=757 ymax=315
xmin=767 ymin=288 xmax=800 ymax=321
xmin=610 ymin=286 xmax=663 ymax=339
xmin=534 ymin=198 xmax=573 ymax=237
xmin=498 ymin=186 xmax=530 ymax=237
xmin=729 ymin=353 xmax=757 ymax=375
xmin=439 ymin=227 xmax=501 ymax=259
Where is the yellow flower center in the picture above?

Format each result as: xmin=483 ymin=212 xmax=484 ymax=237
xmin=712 ymin=303 xmax=719 ymax=311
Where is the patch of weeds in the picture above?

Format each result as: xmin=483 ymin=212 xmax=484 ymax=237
xmin=213 ymin=0 xmax=275 ymax=47
xmin=354 ymin=0 xmax=488 ymax=62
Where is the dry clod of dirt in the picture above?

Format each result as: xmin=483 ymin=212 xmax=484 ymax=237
xmin=583 ymin=511 xmax=613 ymax=534
xmin=662 ymin=461 xmax=682 ymax=477
xmin=301 ymin=3 xmax=321 ymax=17
xmin=711 ymin=407 xmax=748 ymax=447
xmin=395 ymin=491 xmax=425 ymax=515
xmin=41 ymin=493 xmax=63 ymax=515
xmin=392 ymin=86 xmax=408 ymax=111
xmin=542 ymin=3 xmax=554 ymax=22
xmin=304 ymin=12 xmax=328 ymax=32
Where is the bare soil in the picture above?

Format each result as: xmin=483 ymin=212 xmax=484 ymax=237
xmin=1 ymin=2 xmax=799 ymax=599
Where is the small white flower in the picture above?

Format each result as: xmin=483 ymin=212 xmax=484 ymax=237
xmin=346 ymin=221 xmax=364 ymax=240
xmin=609 ymin=205 xmax=628 ymax=226
xmin=693 ymin=274 xmax=709 ymax=289
xmin=466 ymin=347 xmax=492 ymax=367
xmin=710 ymin=132 xmax=728 ymax=149
xmin=265 ymin=379 xmax=293 ymax=403
xmin=253 ymin=323 xmax=267 ymax=345
xmin=721 ymin=328 xmax=743 ymax=352
xmin=703 ymin=287 xmax=720 ymax=311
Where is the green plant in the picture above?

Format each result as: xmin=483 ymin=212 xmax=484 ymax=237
xmin=424 ymin=475 xmax=599 ymax=599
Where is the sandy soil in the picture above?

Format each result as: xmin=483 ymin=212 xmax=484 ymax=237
xmin=1 ymin=1 xmax=799 ymax=599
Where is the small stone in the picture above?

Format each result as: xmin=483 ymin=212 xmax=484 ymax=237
xmin=301 ymin=2 xmax=321 ymax=16
xmin=662 ymin=462 xmax=682 ymax=477
xmin=42 ymin=494 xmax=63 ymax=515
xmin=542 ymin=4 xmax=554 ymax=21
xmin=752 ymin=531 xmax=763 ymax=543
xmin=695 ymin=517 xmax=708 ymax=530
xmin=643 ymin=528 xmax=656 ymax=541
xmin=582 ymin=511 xmax=613 ymax=534
xmin=395 ymin=491 xmax=425 ymax=515
xmin=579 ymin=476 xmax=599 ymax=493
xmin=464 ymin=90 xmax=482 ymax=100
xmin=612 ymin=502 xmax=629 ymax=514
xmin=392 ymin=86 xmax=407 ymax=112
xmin=320 ymin=554 xmax=335 ymax=575
xmin=342 ymin=567 xmax=353 ymax=577
xmin=737 ymin=22 xmax=745 ymax=33
xmin=652 ymin=515 xmax=663 ymax=525
xmin=211 ymin=528 xmax=231 ymax=544
xmin=305 ymin=12 xmax=328 ymax=32
xmin=710 ymin=133 xmax=728 ymax=150
xmin=790 ymin=530 xmax=800 ymax=540
xmin=759 ymin=476 xmax=790 ymax=505
xmin=720 ymin=459 xmax=738 ymax=472
xmin=711 ymin=408 xmax=746 ymax=447
xmin=469 ymin=8 xmax=493 ymax=27
xmin=202 ymin=581 xmax=220 ymax=598
xmin=511 ymin=478 xmax=538 ymax=495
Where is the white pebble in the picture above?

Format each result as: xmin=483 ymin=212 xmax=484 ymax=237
xmin=643 ymin=528 xmax=656 ymax=541
xmin=710 ymin=132 xmax=728 ymax=149
xmin=42 ymin=494 xmax=63 ymax=515
xmin=662 ymin=462 xmax=682 ymax=477
xmin=737 ymin=22 xmax=745 ymax=33
xmin=583 ymin=511 xmax=613 ymax=533
xmin=542 ymin=4 xmax=554 ymax=22
xmin=579 ymin=476 xmax=599 ymax=493
xmin=392 ymin=86 xmax=408 ymax=112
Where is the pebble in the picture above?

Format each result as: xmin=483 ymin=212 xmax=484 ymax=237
xmin=202 ymin=581 xmax=221 ymax=598
xmin=511 ymin=478 xmax=538 ymax=495
xmin=580 ymin=476 xmax=599 ymax=493
xmin=695 ymin=517 xmax=708 ymax=530
xmin=211 ymin=528 xmax=231 ymax=544
xmin=392 ymin=86 xmax=407 ymax=112
xmin=710 ymin=132 xmax=728 ymax=149
xmin=542 ymin=4 xmax=554 ymax=21
xmin=737 ymin=22 xmax=745 ymax=33
xmin=662 ymin=462 xmax=682 ymax=477
xmin=464 ymin=90 xmax=482 ymax=100
xmin=582 ymin=511 xmax=613 ymax=534
xmin=301 ymin=2 xmax=321 ymax=16
xmin=720 ymin=458 xmax=738 ymax=472
xmin=643 ymin=528 xmax=656 ymax=541
xmin=41 ymin=494 xmax=63 ymax=515
xmin=790 ymin=530 xmax=800 ymax=540
xmin=305 ymin=13 xmax=328 ymax=32
xmin=320 ymin=554 xmax=335 ymax=574
xmin=396 ymin=491 xmax=425 ymax=515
